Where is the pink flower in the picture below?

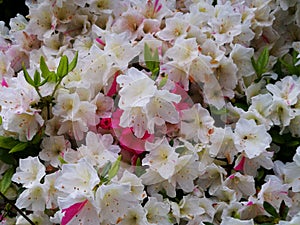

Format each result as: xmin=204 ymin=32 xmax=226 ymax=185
xmin=111 ymin=109 xmax=154 ymax=155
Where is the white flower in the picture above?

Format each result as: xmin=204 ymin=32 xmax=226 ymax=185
xmin=234 ymin=118 xmax=272 ymax=159
xmin=266 ymin=76 xmax=300 ymax=106
xmin=16 ymin=211 xmax=52 ymax=225
xmin=144 ymin=197 xmax=172 ymax=225
xmin=117 ymin=67 xmax=157 ymax=109
xmin=55 ymin=159 xmax=100 ymax=198
xmin=39 ymin=136 xmax=69 ymax=167
xmin=171 ymin=195 xmax=205 ymax=222
xmin=220 ymin=217 xmax=254 ymax=225
xmin=15 ymin=183 xmax=47 ymax=211
xmin=164 ymin=38 xmax=198 ymax=66
xmin=156 ymin=13 xmax=189 ymax=40
xmin=198 ymin=163 xmax=227 ymax=195
xmin=96 ymin=183 xmax=139 ymax=224
xmin=230 ymin=44 xmax=255 ymax=78
xmin=146 ymin=90 xmax=181 ymax=133
xmin=119 ymin=170 xmax=146 ymax=201
xmin=12 ymin=156 xmax=45 ymax=188
xmin=143 ymin=137 xmax=179 ymax=179
xmin=77 ymin=131 xmax=120 ymax=167
xmin=180 ymin=103 xmax=214 ymax=143
xmin=104 ymin=32 xmax=140 ymax=68
xmin=257 ymin=175 xmax=292 ymax=211
xmin=209 ymin=127 xmax=238 ymax=164
xmin=118 ymin=205 xmax=149 ymax=225
xmin=223 ymin=172 xmax=256 ymax=200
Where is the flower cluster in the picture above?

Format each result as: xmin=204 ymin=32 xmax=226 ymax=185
xmin=0 ymin=0 xmax=300 ymax=224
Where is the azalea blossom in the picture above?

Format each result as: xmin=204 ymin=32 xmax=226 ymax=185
xmin=234 ymin=118 xmax=272 ymax=159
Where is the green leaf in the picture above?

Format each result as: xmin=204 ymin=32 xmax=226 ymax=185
xmin=9 ymin=142 xmax=29 ymax=154
xmin=33 ymin=70 xmax=41 ymax=86
xmin=144 ymin=43 xmax=153 ymax=69
xmin=40 ymin=56 xmax=50 ymax=79
xmin=263 ymin=201 xmax=279 ymax=218
xmin=107 ymin=155 xmax=122 ymax=181
xmin=58 ymin=155 xmax=68 ymax=164
xmin=257 ymin=47 xmax=269 ymax=72
xmin=100 ymin=161 xmax=112 ymax=178
xmin=0 ymin=167 xmax=14 ymax=194
xmin=158 ymin=74 xmax=168 ymax=88
xmin=57 ymin=55 xmax=69 ymax=78
xmin=0 ymin=137 xmax=20 ymax=149
xmin=0 ymin=148 xmax=16 ymax=165
xmin=0 ymin=116 xmax=2 ymax=125
xmin=22 ymin=64 xmax=35 ymax=86
xmin=135 ymin=157 xmax=146 ymax=177
xmin=68 ymin=51 xmax=78 ymax=72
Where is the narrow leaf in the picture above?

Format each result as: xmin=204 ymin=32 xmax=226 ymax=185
xmin=107 ymin=155 xmax=122 ymax=181
xmin=40 ymin=56 xmax=50 ymax=78
xmin=263 ymin=201 xmax=279 ymax=218
xmin=0 ymin=167 xmax=14 ymax=193
xmin=68 ymin=51 xmax=78 ymax=72
xmin=0 ymin=136 xmax=20 ymax=149
xmin=9 ymin=142 xmax=29 ymax=153
xmin=279 ymin=201 xmax=289 ymax=220
xmin=57 ymin=55 xmax=69 ymax=78
xmin=100 ymin=161 xmax=112 ymax=178
xmin=33 ymin=70 xmax=41 ymax=86
xmin=22 ymin=64 xmax=35 ymax=86
xmin=257 ymin=47 xmax=269 ymax=72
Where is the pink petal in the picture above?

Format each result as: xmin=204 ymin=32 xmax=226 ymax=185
xmin=1 ymin=78 xmax=8 ymax=87
xmin=61 ymin=199 xmax=88 ymax=225
xmin=107 ymin=71 xmax=119 ymax=97
xmin=234 ymin=156 xmax=246 ymax=171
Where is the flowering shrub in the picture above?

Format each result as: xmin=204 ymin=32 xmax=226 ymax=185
xmin=0 ymin=0 xmax=300 ymax=224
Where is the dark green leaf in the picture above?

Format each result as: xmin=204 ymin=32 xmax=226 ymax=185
xmin=107 ymin=155 xmax=122 ymax=181
xmin=279 ymin=201 xmax=289 ymax=220
xmin=57 ymin=55 xmax=69 ymax=78
xmin=254 ymin=215 xmax=274 ymax=224
xmin=0 ymin=148 xmax=16 ymax=165
xmin=22 ymin=64 xmax=35 ymax=86
xmin=263 ymin=201 xmax=279 ymax=218
xmin=0 ymin=116 xmax=2 ymax=125
xmin=33 ymin=70 xmax=41 ymax=86
xmin=9 ymin=142 xmax=29 ymax=153
xmin=40 ymin=56 xmax=50 ymax=79
xmin=0 ymin=136 xmax=20 ymax=149
xmin=0 ymin=167 xmax=14 ymax=194
xmin=68 ymin=51 xmax=78 ymax=72
xmin=203 ymin=222 xmax=214 ymax=225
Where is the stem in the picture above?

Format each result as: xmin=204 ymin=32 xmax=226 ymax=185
xmin=0 ymin=191 xmax=35 ymax=225
xmin=34 ymin=87 xmax=43 ymax=99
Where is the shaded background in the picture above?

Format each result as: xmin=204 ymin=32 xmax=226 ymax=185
xmin=0 ymin=0 xmax=28 ymax=26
